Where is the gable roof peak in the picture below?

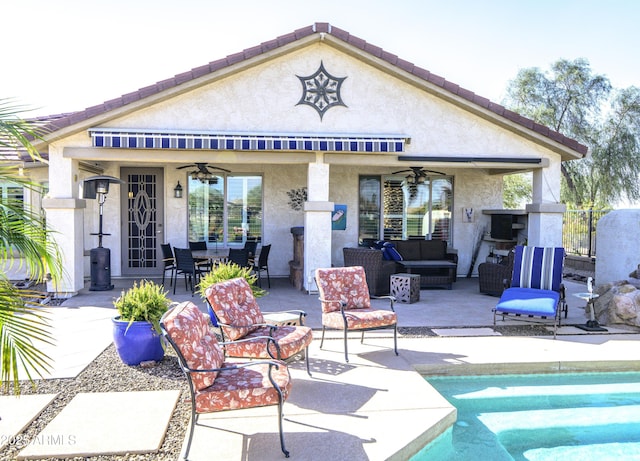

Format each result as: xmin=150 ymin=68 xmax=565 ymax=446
xmin=38 ymin=22 xmax=586 ymax=157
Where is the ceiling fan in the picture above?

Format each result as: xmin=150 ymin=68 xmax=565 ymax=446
xmin=177 ymin=163 xmax=230 ymax=183
xmin=392 ymin=166 xmax=445 ymax=184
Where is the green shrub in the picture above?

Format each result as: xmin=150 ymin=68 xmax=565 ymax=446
xmin=113 ymin=280 xmax=171 ymax=334
xmin=197 ymin=261 xmax=266 ymax=298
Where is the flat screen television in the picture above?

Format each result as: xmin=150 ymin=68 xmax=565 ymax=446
xmin=490 ymin=214 xmax=514 ymax=240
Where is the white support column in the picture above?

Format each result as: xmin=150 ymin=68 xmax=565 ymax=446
xmin=42 ymin=146 xmax=86 ymax=296
xmin=525 ymin=159 xmax=565 ymax=247
xmin=303 ymin=157 xmax=333 ymax=290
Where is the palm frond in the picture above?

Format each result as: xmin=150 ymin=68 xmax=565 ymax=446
xmin=0 ymin=279 xmax=54 ymax=394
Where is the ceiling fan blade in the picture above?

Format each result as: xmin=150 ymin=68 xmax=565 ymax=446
xmin=176 ymin=164 xmax=197 ymax=170
xmin=207 ymin=166 xmax=231 ymax=173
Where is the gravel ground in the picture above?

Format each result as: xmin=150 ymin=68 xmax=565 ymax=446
xmin=1 ymin=344 xmax=190 ymax=461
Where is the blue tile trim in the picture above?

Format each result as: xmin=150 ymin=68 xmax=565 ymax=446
xmin=88 ymin=130 xmax=408 ymax=153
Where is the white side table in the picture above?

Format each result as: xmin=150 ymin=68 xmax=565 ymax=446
xmin=573 ymin=292 xmax=607 ymax=332
xmin=262 ymin=312 xmax=302 ymax=326
xmin=262 ymin=311 xmax=305 ymax=360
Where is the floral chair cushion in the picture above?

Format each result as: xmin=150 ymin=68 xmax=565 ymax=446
xmin=194 ymin=362 xmax=292 ymax=413
xmin=162 ymin=301 xmax=225 ymax=391
xmin=205 ymin=277 xmax=265 ymax=340
xmin=223 ymin=325 xmax=313 ymax=360
xmin=315 ymin=266 xmax=372 ymax=313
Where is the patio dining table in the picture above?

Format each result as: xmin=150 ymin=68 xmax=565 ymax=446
xmin=191 ymin=249 xmax=229 ymax=266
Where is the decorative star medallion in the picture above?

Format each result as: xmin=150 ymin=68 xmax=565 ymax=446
xmin=296 ymin=61 xmax=347 ymax=120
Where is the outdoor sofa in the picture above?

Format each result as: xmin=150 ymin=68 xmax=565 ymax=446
xmin=386 ymin=239 xmax=458 ymax=289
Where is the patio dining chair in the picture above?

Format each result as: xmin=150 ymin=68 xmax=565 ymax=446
xmin=189 ymin=240 xmax=212 ymax=271
xmin=253 ymin=244 xmax=271 ymax=288
xmin=173 ymin=247 xmax=209 ymax=295
xmin=315 ymin=266 xmax=398 ymax=363
xmin=227 ymin=248 xmax=251 ymax=268
xmin=493 ymin=245 xmax=567 ymax=338
xmin=204 ymin=277 xmax=313 ymax=375
xmin=160 ymin=243 xmax=176 ymax=287
xmin=160 ymin=301 xmax=292 ymax=459
xmin=189 ymin=240 xmax=207 ymax=251
xmin=243 ymin=238 xmax=259 ymax=263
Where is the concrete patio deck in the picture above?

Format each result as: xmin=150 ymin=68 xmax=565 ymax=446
xmin=4 ymin=276 xmax=640 ymax=460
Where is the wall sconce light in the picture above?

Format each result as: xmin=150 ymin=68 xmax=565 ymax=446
xmin=174 ymin=181 xmax=183 ymax=198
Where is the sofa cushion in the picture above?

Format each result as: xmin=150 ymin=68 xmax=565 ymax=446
xmin=393 ymin=240 xmax=421 ymax=260
xmin=420 ymin=240 xmax=446 ymax=260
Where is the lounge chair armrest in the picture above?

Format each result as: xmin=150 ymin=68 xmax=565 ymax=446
xmin=371 ymin=294 xmax=396 ymax=310
xmin=219 ymin=335 xmax=277 ymax=346
xmin=184 ymin=358 xmax=284 ymax=374
xmin=220 ymin=334 xmax=282 ymax=359
xmin=318 ymin=297 xmax=345 ymax=310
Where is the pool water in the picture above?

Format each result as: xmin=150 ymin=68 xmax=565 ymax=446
xmin=411 ymin=372 xmax=640 ymax=461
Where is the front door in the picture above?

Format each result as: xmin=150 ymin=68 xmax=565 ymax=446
xmin=120 ymin=168 xmax=165 ymax=277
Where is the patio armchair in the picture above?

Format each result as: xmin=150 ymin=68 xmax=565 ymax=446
xmin=478 ymin=249 xmax=515 ymax=296
xmin=315 ymin=266 xmax=398 ymax=363
xmin=493 ymin=246 xmax=567 ymax=338
xmin=343 ymin=247 xmax=397 ymax=296
xmin=160 ymin=301 xmax=292 ymax=459
xmin=204 ymin=277 xmax=313 ymax=375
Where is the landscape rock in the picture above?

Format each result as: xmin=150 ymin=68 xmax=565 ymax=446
xmin=594 ymin=276 xmax=640 ymax=327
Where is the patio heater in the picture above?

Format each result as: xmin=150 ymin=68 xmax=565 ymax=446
xmin=83 ymin=175 xmax=124 ymax=291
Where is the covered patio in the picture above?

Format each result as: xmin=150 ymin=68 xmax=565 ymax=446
xmin=4 ymin=275 xmax=640 ymax=460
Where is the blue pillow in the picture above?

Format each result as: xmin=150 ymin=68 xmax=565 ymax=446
xmin=383 ymin=243 xmax=403 ymax=261
xmin=372 ymin=240 xmax=386 ymax=250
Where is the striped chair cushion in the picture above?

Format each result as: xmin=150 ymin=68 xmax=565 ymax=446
xmin=511 ymin=246 xmax=564 ymax=292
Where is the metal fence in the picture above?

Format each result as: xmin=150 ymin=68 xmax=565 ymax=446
xmin=562 ymin=209 xmax=610 ymax=258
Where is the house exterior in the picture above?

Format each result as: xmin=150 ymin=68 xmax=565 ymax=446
xmin=14 ymin=23 xmax=586 ymax=296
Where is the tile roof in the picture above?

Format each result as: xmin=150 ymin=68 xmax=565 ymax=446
xmin=1 ymin=113 xmax=75 ymax=162
xmin=38 ymin=22 xmax=587 ymax=156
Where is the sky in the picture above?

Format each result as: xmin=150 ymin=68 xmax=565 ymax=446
xmin=2 ymin=0 xmax=639 ymax=117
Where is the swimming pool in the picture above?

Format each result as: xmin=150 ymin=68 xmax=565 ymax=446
xmin=411 ymin=372 xmax=640 ymax=460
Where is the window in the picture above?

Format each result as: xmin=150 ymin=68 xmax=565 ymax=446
xmin=358 ymin=175 xmax=453 ymax=245
xmin=188 ymin=175 xmax=262 ymax=247
xmin=1 ymin=182 xmax=24 ymax=203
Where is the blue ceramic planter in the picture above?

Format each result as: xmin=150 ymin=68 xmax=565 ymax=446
xmin=112 ymin=317 xmax=165 ymax=365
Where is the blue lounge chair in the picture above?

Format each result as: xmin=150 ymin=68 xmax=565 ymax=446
xmin=493 ymin=246 xmax=567 ymax=338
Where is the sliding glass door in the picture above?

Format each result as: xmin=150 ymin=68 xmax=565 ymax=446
xmin=358 ymin=175 xmax=453 ymax=245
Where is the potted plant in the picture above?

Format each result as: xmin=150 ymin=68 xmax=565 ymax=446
xmin=112 ymin=279 xmax=172 ymax=365
xmin=197 ymin=261 xmax=266 ymax=298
